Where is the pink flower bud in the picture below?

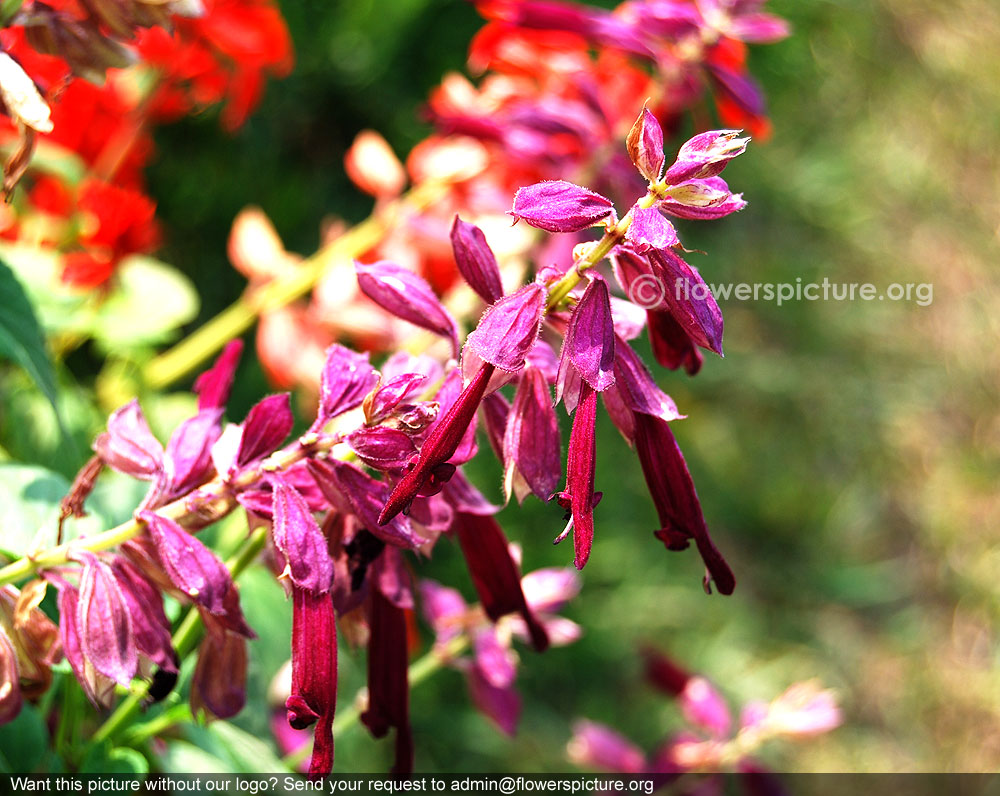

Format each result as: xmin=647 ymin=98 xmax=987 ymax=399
xmin=93 ymin=400 xmax=164 ymax=480
xmin=450 ymin=216 xmax=504 ymax=304
xmin=236 ymin=393 xmax=294 ymax=467
xmin=626 ymin=206 xmax=678 ymax=252
xmin=626 ymin=107 xmax=665 ymax=182
xmin=193 ymin=339 xmax=243 ymax=411
xmin=510 ymin=180 xmax=614 ymax=233
xmin=567 ymin=719 xmax=645 ymax=773
xmin=504 ymin=367 xmax=561 ymax=504
xmin=75 ymin=554 xmax=137 ymax=687
xmin=464 ymin=282 xmax=547 ymax=373
xmin=665 ymin=129 xmax=750 ymax=184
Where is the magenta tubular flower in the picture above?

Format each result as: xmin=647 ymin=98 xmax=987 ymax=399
xmin=647 ymin=309 xmax=704 ymax=375
xmin=632 ymin=413 xmax=735 ymax=595
xmin=450 ymin=216 xmax=504 ymax=304
xmin=361 ymin=587 xmax=413 ymax=775
xmin=451 ymin=512 xmax=549 ymax=652
xmin=287 ymin=587 xmax=337 ymax=777
xmin=378 ymin=361 xmax=496 ymax=525
xmin=645 ymin=247 xmax=725 ymax=357
xmin=356 ymin=261 xmax=460 ymax=357
xmin=510 ymin=180 xmax=615 ymax=233
xmin=191 ymin=613 xmax=247 ymax=720
xmin=193 ymin=339 xmax=243 ymax=411
xmin=553 ymin=279 xmax=616 ymax=570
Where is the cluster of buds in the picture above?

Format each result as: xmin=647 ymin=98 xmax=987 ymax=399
xmin=0 ymin=104 xmax=759 ymax=775
xmin=239 ymin=0 xmax=789 ymax=395
xmin=568 ymin=648 xmax=841 ymax=785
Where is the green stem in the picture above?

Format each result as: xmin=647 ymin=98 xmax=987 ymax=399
xmin=88 ymin=527 xmax=269 ymax=747
xmin=281 ymin=634 xmax=470 ymax=769
xmin=544 ymin=182 xmax=669 ymax=311
xmin=143 ymin=180 xmax=447 ymax=390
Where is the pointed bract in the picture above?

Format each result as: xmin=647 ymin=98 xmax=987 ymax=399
xmin=510 ymin=180 xmax=614 ymax=233
xmin=665 ymin=130 xmax=749 ymax=185
xmin=348 ymin=427 xmax=417 ymax=472
xmin=318 ymin=345 xmax=378 ymax=424
xmin=271 ymin=477 xmax=335 ymax=594
xmin=236 ymin=393 xmax=294 ymax=467
xmin=356 ymin=261 xmax=460 ymax=356
xmin=556 ymin=279 xmax=616 ymax=407
xmin=611 ymin=336 xmax=683 ymax=424
xmin=464 ymin=283 xmax=546 ymax=373
xmin=194 ymin=339 xmax=243 ymax=411
xmin=165 ymin=409 xmax=223 ymax=498
xmin=647 ymin=248 xmax=725 ymax=356
xmin=141 ymin=511 xmax=235 ymax=615
xmin=451 ymin=216 xmax=504 ymax=304
xmin=625 ymin=206 xmax=679 ymax=252
xmin=76 ymin=555 xmax=137 ymax=688
xmin=504 ymin=367 xmax=561 ymax=503
xmin=647 ymin=309 xmax=704 ymax=375
xmin=93 ymin=400 xmax=164 ymax=480
xmin=626 ymin=107 xmax=665 ymax=182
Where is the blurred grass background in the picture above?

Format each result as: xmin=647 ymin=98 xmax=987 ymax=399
xmin=6 ymin=0 xmax=999 ymax=775
xmin=117 ymin=0 xmax=1000 ymax=774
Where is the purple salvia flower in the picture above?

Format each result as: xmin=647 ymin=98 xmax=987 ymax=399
xmin=93 ymin=400 xmax=164 ymax=480
xmin=450 ymin=216 xmax=504 ymax=304
xmin=164 ymin=409 xmax=223 ymax=499
xmin=236 ymin=393 xmax=294 ymax=467
xmin=555 ymin=278 xmax=617 ymax=412
xmin=378 ymin=362 xmax=497 ymax=525
xmin=504 ymin=367 xmax=562 ymax=504
xmin=140 ymin=511 xmax=234 ymax=615
xmin=647 ymin=309 xmax=704 ymax=375
xmin=509 ymin=180 xmax=615 ymax=233
xmin=111 ymin=559 xmax=176 ymax=673
xmin=361 ymin=586 xmax=413 ymax=775
xmin=625 ymin=206 xmax=679 ymax=252
xmin=664 ymin=129 xmax=750 ymax=184
xmin=463 ymin=282 xmax=547 ymax=379
xmin=191 ymin=614 xmax=246 ymax=719
xmin=451 ymin=511 xmax=549 ymax=651
xmin=308 ymin=459 xmax=423 ymax=549
xmin=632 ymin=412 xmax=735 ymax=595
xmin=194 ymin=339 xmax=243 ymax=411
xmin=567 ymin=719 xmax=647 ymax=773
xmin=725 ymin=11 xmax=791 ymax=45
xmin=647 ymin=247 xmax=725 ymax=356
xmin=75 ymin=554 xmax=137 ymax=687
xmin=355 ymin=261 xmax=460 ymax=357
xmin=556 ymin=384 xmax=599 ymax=570
xmin=287 ymin=587 xmax=337 ymax=777
xmin=317 ymin=344 xmax=378 ymax=425
xmin=626 ymin=107 xmax=665 ymax=183
xmin=348 ymin=427 xmax=417 ymax=472
xmin=270 ymin=477 xmax=335 ymax=594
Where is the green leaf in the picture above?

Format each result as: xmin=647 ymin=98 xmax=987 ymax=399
xmin=91 ymin=256 xmax=199 ymax=352
xmin=79 ymin=742 xmax=149 ymax=775
xmin=206 ymin=721 xmax=288 ymax=774
xmin=0 ymin=259 xmax=66 ymax=435
xmin=157 ymin=739 xmax=237 ymax=774
xmin=0 ymin=701 xmax=49 ymax=772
